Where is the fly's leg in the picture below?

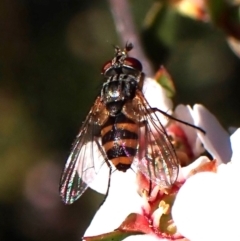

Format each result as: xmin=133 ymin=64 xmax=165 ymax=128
xmin=135 ymin=89 xmax=205 ymax=134
xmin=94 ymin=136 xmax=112 ymax=208
xmin=150 ymin=107 xmax=206 ymax=134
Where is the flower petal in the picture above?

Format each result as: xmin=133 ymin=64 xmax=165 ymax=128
xmin=85 ymin=170 xmax=142 ymax=237
xmin=174 ymin=104 xmax=204 ymax=157
xmin=230 ymin=128 xmax=240 ymax=165
xmin=88 ymin=161 xmax=111 ymax=195
xmin=191 ymin=104 xmax=232 ymax=164
xmin=143 ymin=77 xmax=173 ymax=126
xmin=173 ymin=169 xmax=240 ymax=241
xmin=178 ymin=155 xmax=211 ymax=181
xmin=172 ymin=172 xmax=218 ymax=241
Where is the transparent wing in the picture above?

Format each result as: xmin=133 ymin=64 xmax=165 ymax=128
xmin=60 ymin=97 xmax=108 ymax=204
xmin=124 ymin=90 xmax=179 ymax=188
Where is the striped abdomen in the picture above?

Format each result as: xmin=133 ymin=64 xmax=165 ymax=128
xmin=101 ymin=113 xmax=138 ymax=172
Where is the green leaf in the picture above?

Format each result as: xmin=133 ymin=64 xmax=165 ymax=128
xmin=155 ymin=66 xmax=176 ymax=98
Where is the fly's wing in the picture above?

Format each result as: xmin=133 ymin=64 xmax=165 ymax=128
xmin=60 ymin=97 xmax=108 ymax=204
xmin=124 ymin=90 xmax=179 ymax=188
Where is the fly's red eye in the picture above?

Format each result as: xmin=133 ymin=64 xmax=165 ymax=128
xmin=102 ymin=60 xmax=118 ymax=77
xmin=125 ymin=42 xmax=133 ymax=52
xmin=101 ymin=56 xmax=142 ymax=77
xmin=123 ymin=57 xmax=142 ymax=72
xmin=101 ymin=60 xmax=112 ymax=75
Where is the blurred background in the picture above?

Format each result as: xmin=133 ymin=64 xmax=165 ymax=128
xmin=0 ymin=0 xmax=239 ymax=240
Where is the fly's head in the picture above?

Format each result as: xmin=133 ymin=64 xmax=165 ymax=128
xmin=101 ymin=43 xmax=143 ymax=77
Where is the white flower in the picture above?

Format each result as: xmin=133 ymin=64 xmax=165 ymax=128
xmin=84 ymin=170 xmax=142 ymax=237
xmin=83 ymin=77 xmax=237 ymax=241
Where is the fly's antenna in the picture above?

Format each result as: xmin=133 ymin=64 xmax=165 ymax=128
xmin=114 ymin=45 xmax=121 ymax=55
xmin=124 ymin=42 xmax=133 ymax=53
xmin=112 ymin=44 xmax=131 ymax=67
xmin=113 ymin=42 xmax=133 ymax=58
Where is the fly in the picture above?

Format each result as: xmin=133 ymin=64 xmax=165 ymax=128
xmin=59 ymin=43 xmax=204 ymax=204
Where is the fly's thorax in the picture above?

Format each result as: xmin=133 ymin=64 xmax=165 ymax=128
xmin=101 ymin=74 xmax=138 ymax=116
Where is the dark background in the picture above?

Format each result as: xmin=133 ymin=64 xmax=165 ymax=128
xmin=0 ymin=0 xmax=239 ymax=241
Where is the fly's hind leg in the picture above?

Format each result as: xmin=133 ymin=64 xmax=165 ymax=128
xmin=94 ymin=136 xmax=112 ymax=208
xmin=150 ymin=107 xmax=206 ymax=134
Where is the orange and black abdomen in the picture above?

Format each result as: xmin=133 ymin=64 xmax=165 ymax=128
xmin=101 ymin=113 xmax=138 ymax=172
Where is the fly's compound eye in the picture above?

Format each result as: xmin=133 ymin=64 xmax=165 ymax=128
xmin=101 ymin=57 xmax=143 ymax=77
xmin=122 ymin=57 xmax=142 ymax=76
xmin=101 ymin=60 xmax=118 ymax=77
